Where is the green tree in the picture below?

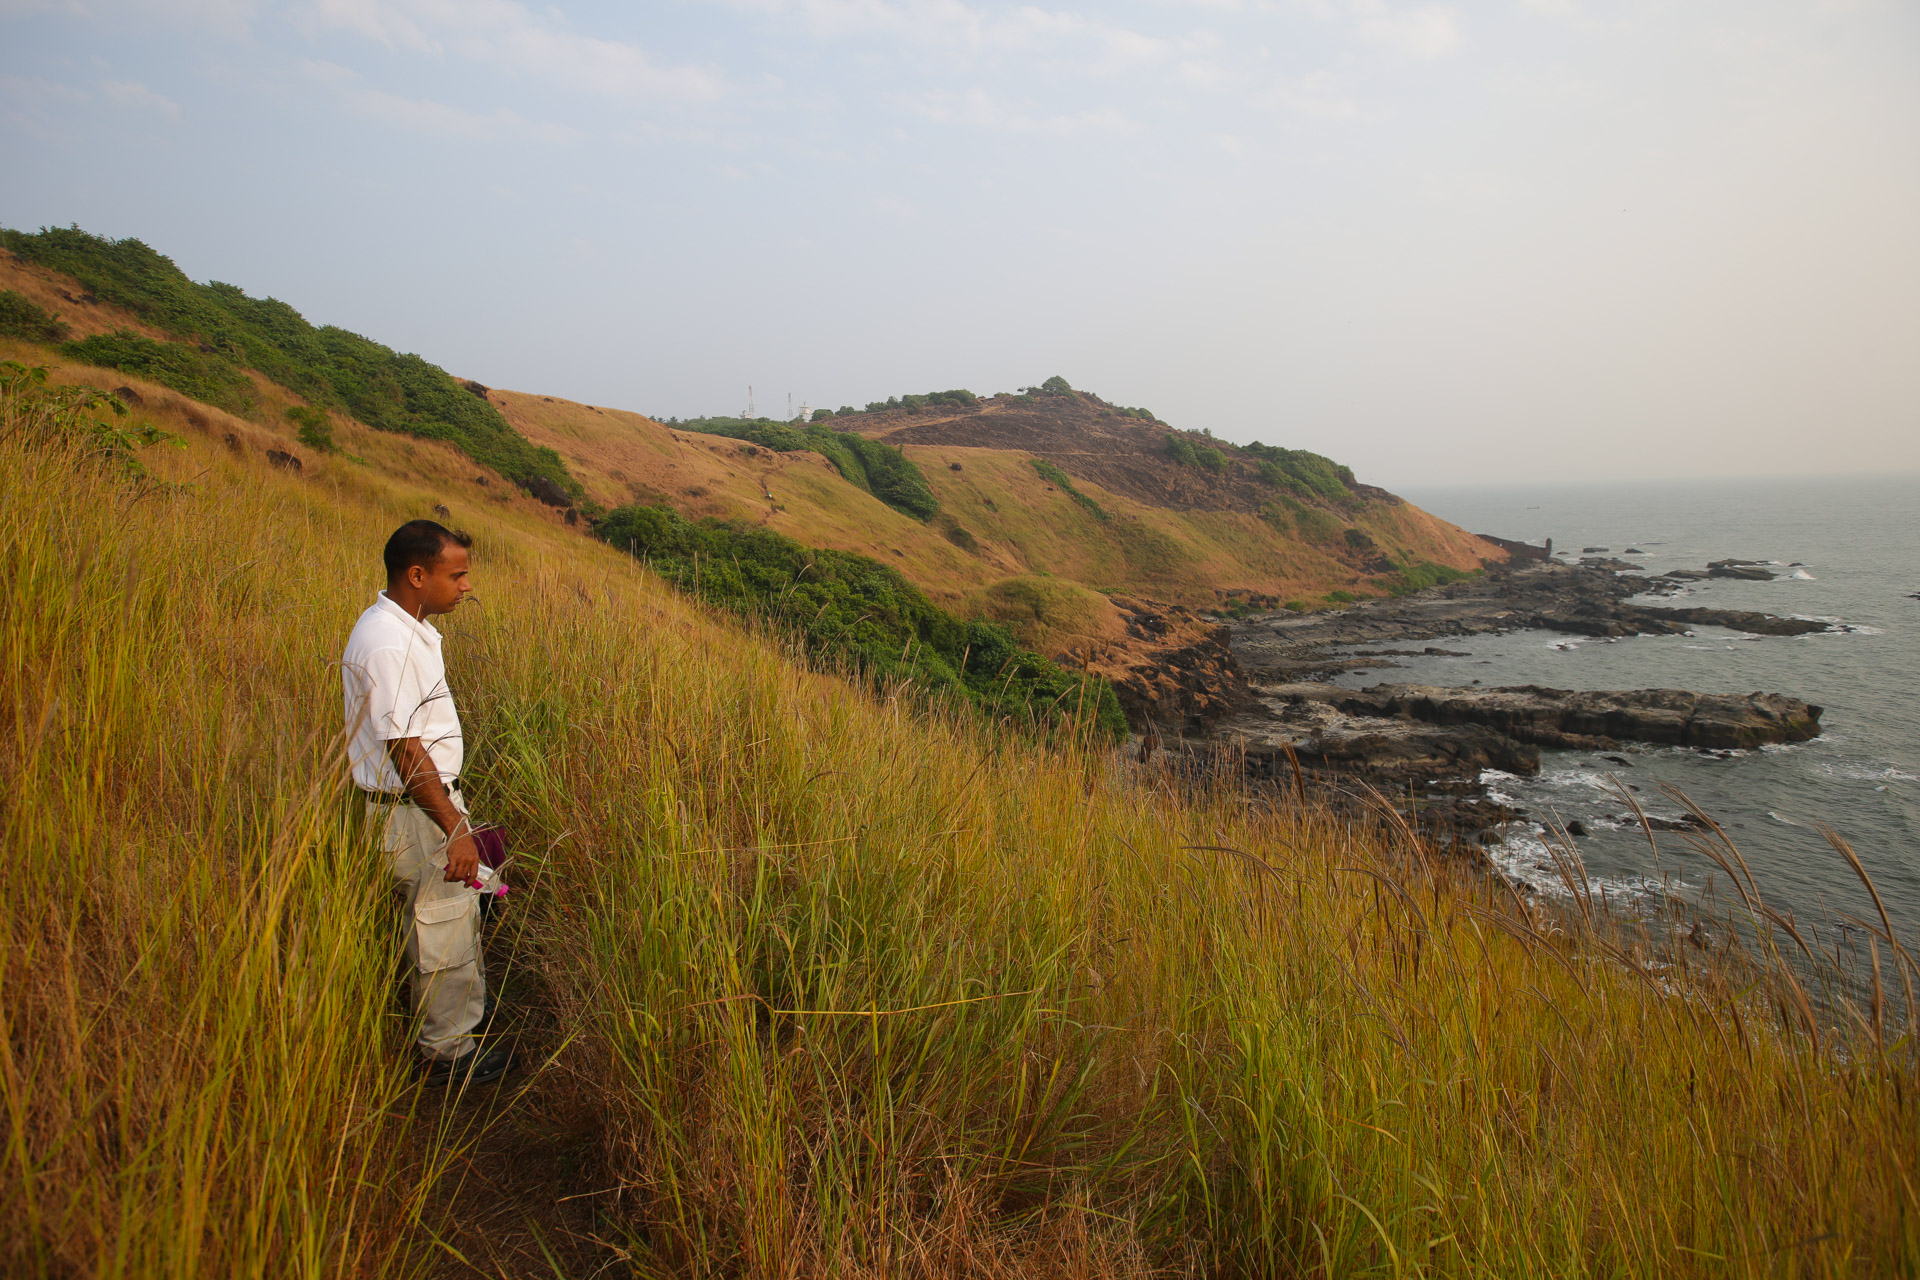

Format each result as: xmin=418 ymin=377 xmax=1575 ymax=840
xmin=286 ymin=405 xmax=335 ymax=453
xmin=0 ymin=291 xmax=70 ymax=343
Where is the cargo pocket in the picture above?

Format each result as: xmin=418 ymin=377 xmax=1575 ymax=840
xmin=412 ymin=893 xmax=478 ymax=974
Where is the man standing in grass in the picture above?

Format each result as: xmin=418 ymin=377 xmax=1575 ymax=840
xmin=341 ymin=519 xmax=512 ymax=1086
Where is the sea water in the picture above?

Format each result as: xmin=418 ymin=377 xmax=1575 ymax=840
xmin=1352 ymin=474 xmax=1918 ymax=945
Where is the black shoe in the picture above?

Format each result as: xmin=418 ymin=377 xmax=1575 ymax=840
xmin=421 ymin=1043 xmax=514 ymax=1087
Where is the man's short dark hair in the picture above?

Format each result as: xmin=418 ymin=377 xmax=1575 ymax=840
xmin=384 ymin=520 xmax=473 ymax=581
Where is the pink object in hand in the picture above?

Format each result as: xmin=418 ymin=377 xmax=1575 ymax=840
xmin=467 ymin=824 xmax=512 ymax=897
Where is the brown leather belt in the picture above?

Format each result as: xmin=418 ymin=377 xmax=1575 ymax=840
xmin=363 ymin=778 xmax=460 ymax=806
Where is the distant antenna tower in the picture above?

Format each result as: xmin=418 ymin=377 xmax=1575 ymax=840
xmin=787 ymin=392 xmax=793 ymax=421
xmin=745 ymin=385 xmax=755 ymax=419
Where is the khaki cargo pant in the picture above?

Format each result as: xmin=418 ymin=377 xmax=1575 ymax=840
xmin=371 ymin=798 xmax=486 ymax=1062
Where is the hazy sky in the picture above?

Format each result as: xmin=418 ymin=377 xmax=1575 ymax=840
xmin=4 ymin=0 xmax=1916 ymax=487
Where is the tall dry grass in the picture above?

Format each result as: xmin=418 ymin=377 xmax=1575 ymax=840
xmin=2 ymin=364 xmax=1917 ymax=1277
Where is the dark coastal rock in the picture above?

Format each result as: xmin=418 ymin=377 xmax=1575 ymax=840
xmin=1207 ymin=678 xmax=1820 ymax=845
xmin=1227 ymin=683 xmax=1820 ymax=777
xmin=1093 ymin=600 xmax=1255 ymax=736
xmin=112 ymin=385 xmax=143 ymax=406
xmin=1229 ymin=559 xmax=1830 ymax=683
xmin=1708 ymin=562 xmax=1776 ymax=580
xmin=1322 ymin=683 xmax=1822 ymax=752
xmin=1581 ymin=546 xmax=1609 ymax=554
xmin=526 ymin=474 xmax=571 ymax=506
xmin=1231 ymin=689 xmax=1540 ymax=783
xmin=1477 ymin=533 xmax=1552 ymax=561
xmin=266 ymin=449 xmax=302 ymax=472
xmin=1627 ymin=605 xmax=1822 ymax=636
xmin=1648 ymin=814 xmax=1709 ymax=832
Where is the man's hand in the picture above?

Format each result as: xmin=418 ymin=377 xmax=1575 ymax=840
xmin=385 ymin=736 xmax=480 ymax=884
xmin=443 ymin=829 xmax=480 ymax=884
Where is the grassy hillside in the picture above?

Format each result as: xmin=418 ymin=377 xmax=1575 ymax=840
xmin=0 ymin=227 xmax=580 ymax=500
xmin=491 ymin=388 xmax=1497 ymax=640
xmin=4 ymin=347 xmax=1917 ymax=1277
xmin=1 ymin=230 xmax=1494 ymax=690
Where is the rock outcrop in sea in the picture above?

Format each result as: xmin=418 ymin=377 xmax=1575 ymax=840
xmin=1196 ymin=553 xmax=1837 ymax=843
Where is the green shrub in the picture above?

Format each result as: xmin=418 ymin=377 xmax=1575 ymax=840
xmin=594 ymin=504 xmax=1126 ymax=737
xmin=1343 ymin=527 xmax=1375 ymax=552
xmin=1262 ymin=494 xmax=1344 ymax=543
xmin=856 ymin=389 xmax=976 ymax=414
xmin=837 ymin=432 xmax=938 ymax=520
xmin=938 ymin=516 xmax=980 ymax=552
xmin=810 ymin=408 xmax=833 ymax=422
xmin=1325 ymin=590 xmax=1356 ymax=604
xmin=1 ymin=360 xmax=177 ymax=483
xmin=1163 ymin=430 xmax=1226 ymax=472
xmin=676 ymin=417 xmax=812 ymax=452
xmin=1387 ymin=560 xmax=1475 ymax=597
xmin=0 ymin=290 xmax=70 ymax=343
xmin=60 ymin=330 xmax=257 ymax=416
xmin=286 ymin=404 xmax=335 ymax=453
xmin=2 ymin=226 xmax=579 ymax=499
xmin=1245 ymin=442 xmax=1353 ymax=503
xmin=1039 ymin=375 xmax=1072 ymax=394
xmin=899 ymin=389 xmax=976 ymax=411
xmin=1030 ymin=458 xmax=1107 ymax=521
xmin=675 ymin=417 xmax=939 ymax=520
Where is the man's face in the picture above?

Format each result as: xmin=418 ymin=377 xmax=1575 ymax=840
xmin=404 ymin=544 xmax=473 ymax=616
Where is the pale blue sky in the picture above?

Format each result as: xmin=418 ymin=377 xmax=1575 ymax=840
xmin=3 ymin=0 xmax=1916 ymax=486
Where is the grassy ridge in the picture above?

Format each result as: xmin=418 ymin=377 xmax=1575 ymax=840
xmin=3 ymin=362 xmax=1917 ymax=1276
xmin=1 ymin=226 xmax=579 ymax=497
xmin=672 ymin=415 xmax=941 ymax=520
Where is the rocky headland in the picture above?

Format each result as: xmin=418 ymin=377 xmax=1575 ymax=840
xmin=1202 ymin=556 xmax=1836 ymax=843
xmin=1230 ymin=558 xmax=1828 ymax=684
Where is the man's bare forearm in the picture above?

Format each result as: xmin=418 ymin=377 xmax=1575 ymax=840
xmin=385 ymin=737 xmax=467 ymax=837
xmin=385 ymin=737 xmax=478 ymax=882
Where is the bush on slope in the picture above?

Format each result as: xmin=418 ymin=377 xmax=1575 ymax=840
xmin=674 ymin=415 xmax=940 ymax=520
xmin=595 ymin=501 xmax=1126 ymax=737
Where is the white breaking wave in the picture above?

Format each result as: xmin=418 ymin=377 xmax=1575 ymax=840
xmin=1814 ymin=760 xmax=1919 ymax=784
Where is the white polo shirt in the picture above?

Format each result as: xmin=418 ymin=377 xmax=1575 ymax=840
xmin=341 ymin=590 xmax=465 ymax=795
